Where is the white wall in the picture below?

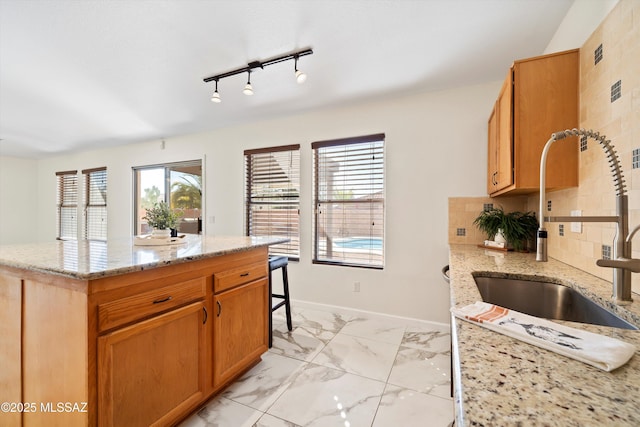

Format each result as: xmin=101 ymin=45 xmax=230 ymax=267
xmin=0 ymin=156 xmax=39 ymax=245
xmin=544 ymin=0 xmax=619 ymax=53
xmin=18 ymin=81 xmax=499 ymax=323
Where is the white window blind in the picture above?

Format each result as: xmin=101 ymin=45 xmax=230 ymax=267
xmin=83 ymin=167 xmax=107 ymax=240
xmin=245 ymin=145 xmax=300 ymax=259
xmin=312 ymin=134 xmax=385 ymax=269
xmin=56 ymin=170 xmax=78 ymax=240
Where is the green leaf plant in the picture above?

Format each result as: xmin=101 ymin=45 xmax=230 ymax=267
xmin=142 ymin=201 xmax=183 ymax=230
xmin=473 ymin=207 xmax=539 ymax=251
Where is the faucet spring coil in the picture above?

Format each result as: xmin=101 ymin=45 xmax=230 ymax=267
xmin=553 ymin=129 xmax=627 ymax=196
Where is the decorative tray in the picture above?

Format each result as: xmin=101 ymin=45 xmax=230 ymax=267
xmin=134 ymin=235 xmax=187 ymax=246
xmin=477 ymin=244 xmax=511 ymax=252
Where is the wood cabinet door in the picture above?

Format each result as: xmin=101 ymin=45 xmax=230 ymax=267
xmin=513 ymin=51 xmax=579 ymax=190
xmin=98 ymin=301 xmax=207 ymax=427
xmin=487 ymin=70 xmax=514 ymax=196
xmin=213 ymin=278 xmax=268 ymax=387
xmin=487 ymin=104 xmax=498 ymax=193
xmin=494 ymin=71 xmax=513 ymax=192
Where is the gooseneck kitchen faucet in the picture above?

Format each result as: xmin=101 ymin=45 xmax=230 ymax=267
xmin=536 ymin=128 xmax=639 ymax=304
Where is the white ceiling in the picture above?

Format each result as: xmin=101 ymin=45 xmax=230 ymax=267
xmin=0 ymin=0 xmax=573 ymax=159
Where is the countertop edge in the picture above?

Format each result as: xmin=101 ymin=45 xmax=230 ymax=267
xmin=0 ymin=236 xmax=288 ymax=281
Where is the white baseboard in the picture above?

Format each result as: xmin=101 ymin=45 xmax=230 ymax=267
xmin=288 ymin=298 xmax=450 ymax=329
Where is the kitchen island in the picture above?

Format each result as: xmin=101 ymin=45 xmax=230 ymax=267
xmin=449 ymin=244 xmax=640 ymax=426
xmin=0 ymin=235 xmax=286 ymax=427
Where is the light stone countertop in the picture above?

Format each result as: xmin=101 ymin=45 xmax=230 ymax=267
xmin=449 ymin=244 xmax=640 ymax=426
xmin=0 ymin=235 xmax=287 ymax=280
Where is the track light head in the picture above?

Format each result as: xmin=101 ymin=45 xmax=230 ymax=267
xmin=295 ymin=69 xmax=307 ymax=84
xmin=211 ymin=80 xmax=221 ymax=103
xmin=294 ymin=56 xmax=307 ymax=84
xmin=243 ymin=72 xmax=254 ymax=95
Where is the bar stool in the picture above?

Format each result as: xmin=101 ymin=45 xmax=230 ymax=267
xmin=268 ymin=255 xmax=293 ymax=348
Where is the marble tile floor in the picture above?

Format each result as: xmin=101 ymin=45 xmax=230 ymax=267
xmin=179 ymin=303 xmax=454 ymax=427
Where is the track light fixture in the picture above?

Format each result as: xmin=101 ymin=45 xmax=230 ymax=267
xmin=243 ymin=71 xmax=254 ymax=96
xmin=294 ymin=55 xmax=307 ymax=84
xmin=210 ymin=79 xmax=221 ymax=103
xmin=204 ymin=47 xmax=313 ymax=102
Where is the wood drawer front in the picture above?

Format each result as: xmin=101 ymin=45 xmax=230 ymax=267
xmin=98 ymin=277 xmax=206 ymax=332
xmin=214 ymin=262 xmax=267 ymax=294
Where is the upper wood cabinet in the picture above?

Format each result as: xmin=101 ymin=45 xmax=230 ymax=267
xmin=487 ymin=49 xmax=579 ymax=197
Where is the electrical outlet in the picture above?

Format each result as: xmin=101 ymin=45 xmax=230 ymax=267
xmin=571 ymin=210 xmax=582 ymax=233
xmin=353 ymin=282 xmax=360 ymax=292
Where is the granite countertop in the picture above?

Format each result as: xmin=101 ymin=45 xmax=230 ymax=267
xmin=449 ymin=244 xmax=640 ymax=426
xmin=0 ymin=235 xmax=287 ymax=280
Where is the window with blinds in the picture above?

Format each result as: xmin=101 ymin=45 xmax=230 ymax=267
xmin=312 ymin=134 xmax=385 ymax=269
xmin=83 ymin=167 xmax=107 ymax=240
xmin=245 ymin=145 xmax=300 ymax=260
xmin=56 ymin=170 xmax=78 ymax=240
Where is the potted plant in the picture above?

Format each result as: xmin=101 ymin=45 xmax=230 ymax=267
xmin=143 ymin=201 xmax=182 ymax=238
xmin=473 ymin=207 xmax=538 ymax=251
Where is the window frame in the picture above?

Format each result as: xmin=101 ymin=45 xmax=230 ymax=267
xmin=132 ymin=160 xmax=203 ymax=236
xmin=56 ymin=170 xmax=78 ymax=240
xmin=82 ymin=167 xmax=107 ymax=241
xmin=244 ymin=144 xmax=301 ymax=260
xmin=312 ymin=133 xmax=385 ymax=269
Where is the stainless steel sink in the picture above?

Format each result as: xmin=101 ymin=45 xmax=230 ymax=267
xmin=473 ymin=276 xmax=638 ymax=330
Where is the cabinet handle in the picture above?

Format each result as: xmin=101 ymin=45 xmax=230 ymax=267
xmin=152 ymin=296 xmax=172 ymax=304
xmin=203 ymin=306 xmax=208 ymax=324
xmin=240 ymin=272 xmax=250 ymax=277
xmin=217 ymin=300 xmax=222 ymax=317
